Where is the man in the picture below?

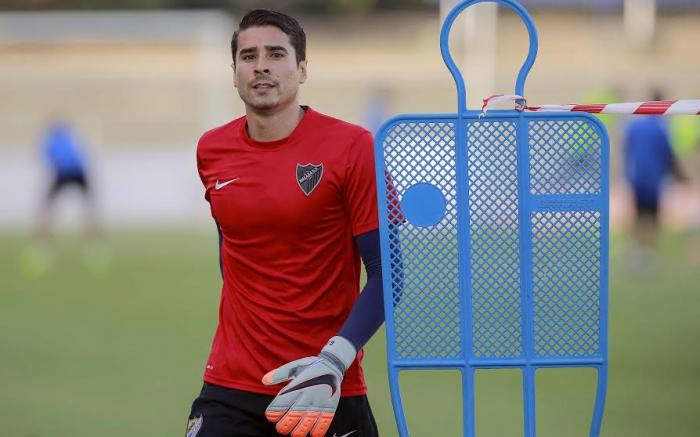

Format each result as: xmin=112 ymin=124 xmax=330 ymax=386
xmin=187 ymin=9 xmax=391 ymax=437
xmin=623 ymin=90 xmax=686 ymax=265
xmin=37 ymin=116 xmax=100 ymax=241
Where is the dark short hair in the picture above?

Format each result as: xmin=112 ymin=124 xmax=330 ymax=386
xmin=231 ymin=9 xmax=306 ymax=65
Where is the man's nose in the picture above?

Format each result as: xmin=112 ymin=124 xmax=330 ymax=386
xmin=253 ymin=58 xmax=270 ymax=74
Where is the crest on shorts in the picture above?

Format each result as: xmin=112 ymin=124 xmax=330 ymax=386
xmin=186 ymin=415 xmax=203 ymax=437
xmin=296 ymin=163 xmax=324 ymax=196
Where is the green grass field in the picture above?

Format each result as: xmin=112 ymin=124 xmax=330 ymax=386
xmin=1 ymin=230 xmax=699 ymax=436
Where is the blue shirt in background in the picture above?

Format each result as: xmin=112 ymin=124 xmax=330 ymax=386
xmin=623 ymin=116 xmax=675 ymax=207
xmin=43 ymin=122 xmax=87 ymax=177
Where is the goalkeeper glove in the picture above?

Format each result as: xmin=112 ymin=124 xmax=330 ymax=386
xmin=262 ymin=336 xmax=356 ymax=437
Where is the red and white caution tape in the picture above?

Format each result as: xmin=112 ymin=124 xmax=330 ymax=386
xmin=480 ymin=94 xmax=700 ymax=117
xmin=481 ymin=94 xmax=529 ymax=113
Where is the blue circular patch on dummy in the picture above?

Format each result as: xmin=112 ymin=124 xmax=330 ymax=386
xmin=400 ymin=183 xmax=446 ymax=227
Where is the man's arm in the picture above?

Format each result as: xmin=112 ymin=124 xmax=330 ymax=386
xmin=660 ymin=130 xmax=687 ymax=183
xmin=262 ymin=226 xmax=404 ymax=437
xmin=338 ymin=228 xmax=386 ymax=350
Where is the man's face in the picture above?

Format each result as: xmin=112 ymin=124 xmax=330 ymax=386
xmin=233 ymin=26 xmax=307 ymax=113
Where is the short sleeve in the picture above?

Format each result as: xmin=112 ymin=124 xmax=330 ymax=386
xmin=344 ymin=131 xmax=380 ymax=236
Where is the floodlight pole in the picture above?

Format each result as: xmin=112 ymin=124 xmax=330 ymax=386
xmin=440 ymin=0 xmax=498 ymax=110
xmin=624 ymin=0 xmax=657 ymax=48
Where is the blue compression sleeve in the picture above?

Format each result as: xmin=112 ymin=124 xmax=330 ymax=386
xmin=338 ymin=229 xmax=384 ymax=351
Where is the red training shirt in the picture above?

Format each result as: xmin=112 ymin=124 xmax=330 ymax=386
xmin=196 ymin=107 xmax=379 ymax=396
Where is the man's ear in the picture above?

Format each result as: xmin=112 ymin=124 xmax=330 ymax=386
xmin=298 ymin=59 xmax=308 ymax=84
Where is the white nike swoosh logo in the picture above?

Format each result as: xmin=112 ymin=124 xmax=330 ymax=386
xmin=215 ymin=178 xmax=239 ymax=190
xmin=333 ymin=431 xmax=357 ymax=437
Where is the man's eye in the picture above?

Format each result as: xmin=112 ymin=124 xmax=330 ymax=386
xmin=271 ymin=52 xmax=284 ymax=58
xmin=241 ymin=54 xmax=255 ymax=61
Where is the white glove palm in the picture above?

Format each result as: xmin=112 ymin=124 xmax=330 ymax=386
xmin=262 ymin=336 xmax=356 ymax=437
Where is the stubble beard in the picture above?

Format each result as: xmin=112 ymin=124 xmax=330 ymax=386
xmin=239 ymin=86 xmax=299 ymax=114
xmin=239 ymin=89 xmax=279 ymax=111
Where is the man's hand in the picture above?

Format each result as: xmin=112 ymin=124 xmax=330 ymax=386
xmin=262 ymin=336 xmax=356 ymax=437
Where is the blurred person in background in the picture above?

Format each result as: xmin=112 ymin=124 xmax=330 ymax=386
xmin=622 ymin=90 xmax=687 ymax=269
xmin=186 ymin=9 xmax=397 ymax=437
xmin=37 ymin=116 xmax=100 ymax=239
xmin=21 ymin=115 xmax=106 ymax=276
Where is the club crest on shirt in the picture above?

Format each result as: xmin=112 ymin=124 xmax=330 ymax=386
xmin=296 ymin=163 xmax=324 ymax=196
xmin=186 ymin=415 xmax=203 ymax=437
